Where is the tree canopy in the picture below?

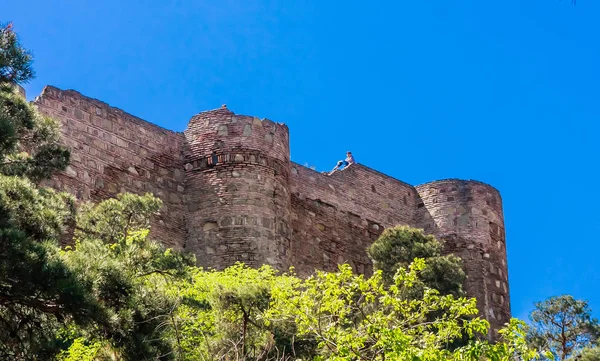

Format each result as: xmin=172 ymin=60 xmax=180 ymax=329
xmin=0 ymin=24 xmax=69 ymax=182
xmin=0 ymin=23 xmax=34 ymax=84
xmin=527 ymin=295 xmax=600 ymax=361
xmin=0 ymin=21 xmax=90 ymax=359
xmin=368 ymin=225 xmax=466 ymax=298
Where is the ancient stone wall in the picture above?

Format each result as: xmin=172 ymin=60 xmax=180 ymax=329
xmin=34 ymin=85 xmax=511 ymax=337
xmin=288 ymin=163 xmax=418 ymax=276
xmin=34 ymin=86 xmax=187 ymax=248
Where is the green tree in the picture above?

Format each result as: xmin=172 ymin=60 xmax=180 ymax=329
xmin=569 ymin=346 xmax=600 ymax=361
xmin=0 ymin=22 xmax=103 ymax=360
xmin=269 ymin=259 xmax=539 ymax=361
xmin=168 ymin=263 xmax=303 ymax=360
xmin=1 ymin=23 xmax=193 ymax=359
xmin=0 ymin=23 xmax=33 ymax=84
xmin=0 ymin=23 xmax=69 ymax=182
xmin=166 ymin=260 xmax=541 ymax=361
xmin=0 ymin=176 xmax=107 ymax=359
xmin=60 ymin=193 xmax=194 ymax=360
xmin=368 ymin=226 xmax=466 ymax=298
xmin=528 ymin=295 xmax=600 ymax=361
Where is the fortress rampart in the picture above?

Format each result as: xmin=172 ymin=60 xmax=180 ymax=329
xmin=33 ymin=85 xmax=510 ymax=336
xmin=183 ymin=108 xmax=292 ymax=270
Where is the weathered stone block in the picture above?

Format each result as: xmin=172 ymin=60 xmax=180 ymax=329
xmin=217 ymin=124 xmax=228 ymax=136
xmin=243 ymin=124 xmax=252 ymax=136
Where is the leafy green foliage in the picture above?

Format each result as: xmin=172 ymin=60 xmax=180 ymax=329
xmin=0 ymin=23 xmax=34 ymax=84
xmin=0 ymin=22 xmax=97 ymax=359
xmin=568 ymin=346 xmax=600 ymax=361
xmin=368 ymin=226 xmax=466 ymax=298
xmin=76 ymin=193 xmax=162 ymax=243
xmin=527 ymin=295 xmax=600 ymax=360
xmin=1 ymin=23 xmax=69 ymax=182
xmin=56 ymin=338 xmax=103 ymax=361
xmin=0 ymin=228 xmax=102 ymax=359
xmin=0 ymin=175 xmax=74 ymax=239
xmin=269 ymin=259 xmax=538 ymax=361
xmin=0 ymin=23 xmax=189 ymax=359
xmin=2 ymin=190 xmax=542 ymax=361
xmin=0 ymin=185 xmax=193 ymax=359
xmin=168 ymin=264 xmax=300 ymax=360
xmin=159 ymin=260 xmax=540 ymax=361
xmin=60 ymin=194 xmax=194 ymax=360
xmin=0 ymin=79 xmax=69 ymax=182
xmin=0 ymin=96 xmax=191 ymax=358
xmin=569 ymin=346 xmax=600 ymax=361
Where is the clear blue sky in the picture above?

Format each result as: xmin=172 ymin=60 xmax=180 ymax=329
xmin=5 ymin=1 xmax=599 ymax=321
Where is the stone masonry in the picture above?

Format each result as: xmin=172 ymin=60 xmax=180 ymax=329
xmin=33 ymin=86 xmax=510 ymax=336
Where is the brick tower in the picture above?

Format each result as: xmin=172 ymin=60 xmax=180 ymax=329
xmin=183 ymin=107 xmax=292 ymax=270
xmin=415 ymin=180 xmax=509 ymax=336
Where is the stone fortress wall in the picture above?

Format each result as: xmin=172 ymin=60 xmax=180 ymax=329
xmin=35 ymin=86 xmax=187 ymax=248
xmin=33 ymin=85 xmax=510 ymax=336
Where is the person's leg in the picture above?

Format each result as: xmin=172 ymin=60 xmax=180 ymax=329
xmin=328 ymin=160 xmax=344 ymax=175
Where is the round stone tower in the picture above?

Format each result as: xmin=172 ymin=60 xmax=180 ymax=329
xmin=415 ymin=179 xmax=509 ymax=337
xmin=183 ymin=107 xmax=292 ymax=270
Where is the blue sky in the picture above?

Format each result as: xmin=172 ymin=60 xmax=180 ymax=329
xmin=5 ymin=0 xmax=599 ymax=321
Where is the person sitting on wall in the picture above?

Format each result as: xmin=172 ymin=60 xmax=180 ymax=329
xmin=327 ymin=151 xmax=355 ymax=175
